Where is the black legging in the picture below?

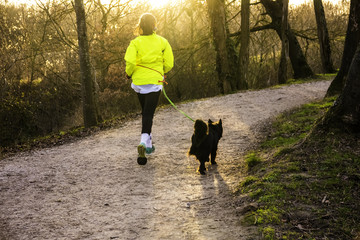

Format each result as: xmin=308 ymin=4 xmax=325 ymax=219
xmin=137 ymin=90 xmax=161 ymax=134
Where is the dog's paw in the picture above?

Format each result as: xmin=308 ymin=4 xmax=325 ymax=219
xmin=199 ymin=170 xmax=206 ymax=175
xmin=211 ymin=161 xmax=217 ymax=165
xmin=197 ymin=167 xmax=206 ymax=175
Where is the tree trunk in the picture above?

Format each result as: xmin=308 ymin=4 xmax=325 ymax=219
xmin=313 ymin=0 xmax=336 ymax=74
xmin=206 ymin=0 xmax=233 ymax=94
xmin=321 ymin=40 xmax=360 ymax=131
xmin=326 ymin=0 xmax=360 ymax=97
xmin=260 ymin=0 xmax=314 ymax=79
xmin=74 ymin=0 xmax=98 ymax=128
xmin=338 ymin=42 xmax=360 ymax=127
xmin=185 ymin=6 xmax=196 ymax=74
xmin=278 ymin=0 xmax=289 ymax=84
xmin=238 ymin=0 xmax=250 ymax=90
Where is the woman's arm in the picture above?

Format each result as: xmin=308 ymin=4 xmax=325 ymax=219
xmin=124 ymin=41 xmax=137 ymax=77
xmin=163 ymin=40 xmax=174 ymax=74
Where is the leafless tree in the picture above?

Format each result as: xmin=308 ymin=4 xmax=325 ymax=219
xmin=320 ymin=0 xmax=360 ymax=131
xmin=206 ymin=0 xmax=233 ymax=93
xmin=74 ymin=0 xmax=98 ymax=127
xmin=238 ymin=0 xmax=250 ymax=89
xmin=313 ymin=0 xmax=336 ymax=74
xmin=326 ymin=0 xmax=360 ymax=96
xmin=256 ymin=0 xmax=314 ymax=78
xmin=278 ymin=0 xmax=289 ymax=84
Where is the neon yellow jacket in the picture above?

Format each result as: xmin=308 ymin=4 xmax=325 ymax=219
xmin=124 ymin=33 xmax=174 ymax=85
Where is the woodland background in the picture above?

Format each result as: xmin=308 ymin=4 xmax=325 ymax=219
xmin=0 ymin=0 xmax=349 ymax=147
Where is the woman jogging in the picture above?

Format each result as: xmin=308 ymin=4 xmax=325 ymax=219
xmin=124 ymin=13 xmax=174 ymax=165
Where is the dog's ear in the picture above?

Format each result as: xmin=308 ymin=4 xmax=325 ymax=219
xmin=208 ymin=119 xmax=213 ymax=124
xmin=219 ymin=119 xmax=222 ymax=125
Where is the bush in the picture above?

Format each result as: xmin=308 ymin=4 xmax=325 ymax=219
xmin=0 ymin=79 xmax=79 ymax=147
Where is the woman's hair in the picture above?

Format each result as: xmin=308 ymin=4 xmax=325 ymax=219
xmin=135 ymin=13 xmax=157 ymax=36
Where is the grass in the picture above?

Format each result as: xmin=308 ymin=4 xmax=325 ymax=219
xmin=237 ymin=96 xmax=360 ymax=239
xmin=245 ymin=152 xmax=262 ymax=169
xmin=270 ymin=73 xmax=336 ymax=90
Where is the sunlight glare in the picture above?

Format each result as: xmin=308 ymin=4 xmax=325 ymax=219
xmin=4 ymin=0 xmax=345 ymax=10
xmin=289 ymin=0 xmax=343 ymax=7
xmin=5 ymin=0 xmax=176 ymax=9
xmin=289 ymin=0 xmax=312 ymax=6
xmin=5 ymin=0 xmax=30 ymax=5
xmin=143 ymin=0 xmax=172 ymax=9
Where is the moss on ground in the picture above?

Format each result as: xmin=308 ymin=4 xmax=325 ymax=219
xmin=238 ymin=97 xmax=360 ymax=239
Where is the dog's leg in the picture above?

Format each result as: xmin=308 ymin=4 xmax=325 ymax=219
xmin=210 ymin=148 xmax=217 ymax=165
xmin=198 ymin=158 xmax=206 ymax=175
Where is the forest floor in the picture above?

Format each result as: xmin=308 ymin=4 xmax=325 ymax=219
xmin=0 ymin=80 xmax=330 ymax=240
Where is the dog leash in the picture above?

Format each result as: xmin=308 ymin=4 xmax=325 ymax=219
xmin=136 ymin=65 xmax=195 ymax=122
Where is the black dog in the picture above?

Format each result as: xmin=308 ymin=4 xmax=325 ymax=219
xmin=188 ymin=119 xmax=223 ymax=175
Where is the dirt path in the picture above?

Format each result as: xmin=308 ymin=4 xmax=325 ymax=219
xmin=0 ymin=81 xmax=330 ymax=240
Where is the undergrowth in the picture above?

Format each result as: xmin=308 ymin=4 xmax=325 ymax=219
xmin=0 ymin=113 xmax=140 ymax=159
xmin=237 ymin=96 xmax=360 ymax=239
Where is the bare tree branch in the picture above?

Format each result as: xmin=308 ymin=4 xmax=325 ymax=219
xmin=229 ymin=23 xmax=275 ymax=37
xmin=36 ymin=0 xmax=77 ymax=51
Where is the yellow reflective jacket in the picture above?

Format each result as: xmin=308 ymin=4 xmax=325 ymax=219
xmin=124 ymin=33 xmax=174 ymax=86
